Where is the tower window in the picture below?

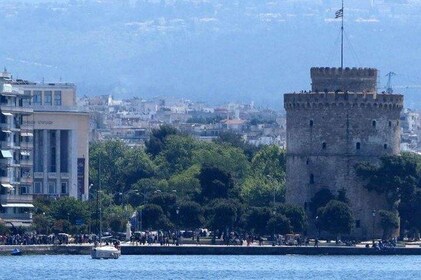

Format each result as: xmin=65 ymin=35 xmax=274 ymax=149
xmin=306 ymin=158 xmax=310 ymax=165
xmin=310 ymin=120 xmax=314 ymax=127
xmin=384 ymin=144 xmax=388 ymax=150
xmin=310 ymin=174 xmax=315 ymax=184
xmin=356 ymin=220 xmax=361 ymax=228
xmin=322 ymin=142 xmax=327 ymax=150
xmin=372 ymin=120 xmax=377 ymax=128
xmin=389 ymin=121 xmax=392 ymax=127
xmin=356 ymin=142 xmax=361 ymax=150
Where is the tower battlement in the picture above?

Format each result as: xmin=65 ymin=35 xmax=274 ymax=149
xmin=284 ymin=92 xmax=403 ymax=110
xmin=311 ymin=67 xmax=378 ymax=93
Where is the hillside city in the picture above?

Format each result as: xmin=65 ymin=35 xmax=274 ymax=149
xmin=80 ymin=94 xmax=421 ymax=153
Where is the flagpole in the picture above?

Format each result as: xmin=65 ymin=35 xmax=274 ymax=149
xmin=341 ymin=0 xmax=344 ymax=69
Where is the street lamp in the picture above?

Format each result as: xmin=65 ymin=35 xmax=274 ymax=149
xmin=372 ymin=209 xmax=376 ymax=245
xmin=272 ymin=209 xmax=277 ymax=246
xmin=176 ymin=207 xmax=180 ymax=246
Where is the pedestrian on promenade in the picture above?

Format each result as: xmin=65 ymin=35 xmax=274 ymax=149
xmin=314 ymin=238 xmax=319 ymax=247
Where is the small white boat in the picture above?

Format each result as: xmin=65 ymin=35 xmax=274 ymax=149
xmin=91 ymin=245 xmax=121 ymax=259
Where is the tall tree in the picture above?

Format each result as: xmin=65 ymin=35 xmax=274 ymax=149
xmin=318 ymin=200 xmax=354 ymax=239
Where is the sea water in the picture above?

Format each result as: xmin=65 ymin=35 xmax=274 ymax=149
xmin=2 ymin=255 xmax=420 ymax=280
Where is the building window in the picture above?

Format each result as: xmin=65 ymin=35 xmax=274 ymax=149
xmin=310 ymin=120 xmax=314 ymax=127
xmin=23 ymin=91 xmax=31 ymax=106
xmin=48 ymin=182 xmax=56 ymax=194
xmin=322 ymin=142 xmax=327 ymax=150
xmin=356 ymin=220 xmax=361 ymax=228
xmin=384 ymin=144 xmax=388 ymax=150
xmin=54 ymin=91 xmax=62 ymax=106
xmin=20 ymin=186 xmax=28 ymax=195
xmin=306 ymin=158 xmax=310 ymax=165
xmin=310 ymin=174 xmax=315 ymax=184
xmin=372 ymin=120 xmax=377 ymax=128
xmin=389 ymin=121 xmax=392 ymax=127
xmin=44 ymin=91 xmax=52 ymax=105
xmin=61 ymin=182 xmax=68 ymax=194
xmin=33 ymin=90 xmax=42 ymax=105
xmin=356 ymin=142 xmax=361 ymax=150
xmin=34 ymin=182 xmax=42 ymax=194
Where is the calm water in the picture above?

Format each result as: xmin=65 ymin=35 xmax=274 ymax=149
xmin=2 ymin=255 xmax=420 ymax=280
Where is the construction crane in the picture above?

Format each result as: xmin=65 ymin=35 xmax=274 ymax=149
xmin=385 ymin=72 xmax=396 ymax=93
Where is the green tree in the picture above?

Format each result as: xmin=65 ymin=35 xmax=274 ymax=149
xmin=49 ymin=197 xmax=90 ymax=233
xmin=178 ymin=201 xmax=205 ymax=229
xmin=243 ymin=207 xmax=271 ymax=235
xmin=310 ymin=188 xmax=335 ymax=216
xmin=378 ymin=210 xmax=399 ymax=239
xmin=356 ymin=153 xmax=421 ymax=235
xmin=267 ymin=213 xmax=292 ymax=235
xmin=199 ymin=166 xmax=234 ymax=201
xmin=116 ymin=146 xmax=156 ymax=192
xmin=318 ymin=200 xmax=354 ymax=238
xmin=279 ymin=204 xmax=306 ymax=233
xmin=145 ymin=125 xmax=179 ymax=157
xmin=139 ymin=204 xmax=173 ymax=230
xmin=206 ymin=199 xmax=240 ymax=232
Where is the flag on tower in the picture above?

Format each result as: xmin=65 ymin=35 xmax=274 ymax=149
xmin=335 ymin=8 xmax=343 ymax=18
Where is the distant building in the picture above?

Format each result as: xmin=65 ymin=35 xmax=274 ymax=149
xmin=284 ymin=67 xmax=403 ymax=239
xmin=15 ymin=81 xmax=90 ymax=201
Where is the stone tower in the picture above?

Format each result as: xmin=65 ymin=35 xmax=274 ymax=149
xmin=284 ymin=67 xmax=403 ymax=239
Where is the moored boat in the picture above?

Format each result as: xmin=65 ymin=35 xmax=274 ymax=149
xmin=91 ymin=245 xmax=121 ymax=259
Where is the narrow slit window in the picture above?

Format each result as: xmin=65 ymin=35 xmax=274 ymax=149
xmin=310 ymin=120 xmax=314 ymax=127
xmin=384 ymin=144 xmax=388 ymax=150
xmin=356 ymin=142 xmax=361 ymax=150
xmin=322 ymin=142 xmax=327 ymax=150
xmin=372 ymin=120 xmax=377 ymax=127
xmin=310 ymin=174 xmax=315 ymax=184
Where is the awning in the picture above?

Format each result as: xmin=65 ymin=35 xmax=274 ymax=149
xmin=0 ymin=150 xmax=13 ymax=158
xmin=21 ymin=132 xmax=33 ymax=137
xmin=1 ymin=183 xmax=14 ymax=189
xmin=1 ymin=203 xmax=34 ymax=208
xmin=2 ymin=130 xmax=11 ymax=133
xmin=20 ymin=151 xmax=30 ymax=156
xmin=1 ymin=112 xmax=12 ymax=116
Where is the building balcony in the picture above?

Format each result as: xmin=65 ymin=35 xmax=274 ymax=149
xmin=33 ymin=105 xmax=87 ymax=113
xmin=33 ymin=172 xmax=43 ymax=178
xmin=20 ymin=142 xmax=33 ymax=149
xmin=48 ymin=173 xmax=57 ymax=179
xmin=20 ymin=177 xmax=33 ymax=184
xmin=20 ymin=159 xmax=33 ymax=167
xmin=0 ymin=212 xmax=32 ymax=221
xmin=20 ymin=123 xmax=34 ymax=130
xmin=1 ymin=194 xmax=33 ymax=204
xmin=1 ymin=105 xmax=33 ymax=115
xmin=61 ymin=173 xmax=70 ymax=179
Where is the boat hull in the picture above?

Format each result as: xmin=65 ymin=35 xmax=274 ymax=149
xmin=91 ymin=246 xmax=121 ymax=259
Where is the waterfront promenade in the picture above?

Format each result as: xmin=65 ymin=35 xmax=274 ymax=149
xmin=0 ymin=242 xmax=420 ymax=256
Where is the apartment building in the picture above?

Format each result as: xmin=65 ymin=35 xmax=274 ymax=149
xmin=0 ymin=70 xmax=34 ymax=226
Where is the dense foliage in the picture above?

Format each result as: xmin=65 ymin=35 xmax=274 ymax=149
xmin=356 ymin=153 xmax=421 ymax=239
xmin=32 ymin=126 xmax=305 ymax=237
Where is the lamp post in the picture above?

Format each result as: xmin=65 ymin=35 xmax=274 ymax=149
xmin=176 ymin=207 xmax=180 ymax=246
xmin=272 ymin=209 xmax=276 ymax=246
xmin=372 ymin=209 xmax=376 ymax=245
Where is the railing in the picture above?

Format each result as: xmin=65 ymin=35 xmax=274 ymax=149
xmin=33 ymin=172 xmax=44 ymax=178
xmin=32 ymin=105 xmax=88 ymax=113
xmin=20 ymin=159 xmax=33 ymax=167
xmin=0 ymin=105 xmax=33 ymax=114
xmin=0 ymin=194 xmax=33 ymax=203
xmin=0 ymin=213 xmax=32 ymax=221
xmin=61 ymin=173 xmax=70 ymax=179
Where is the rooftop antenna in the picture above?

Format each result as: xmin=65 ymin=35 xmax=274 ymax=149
xmin=335 ymin=0 xmax=345 ymax=69
xmin=386 ymin=72 xmax=396 ymax=94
